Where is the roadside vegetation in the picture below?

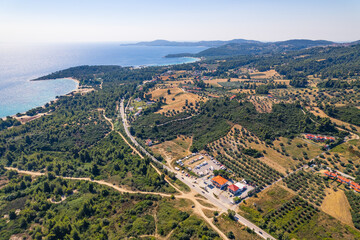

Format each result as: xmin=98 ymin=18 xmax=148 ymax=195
xmin=1 ymin=40 xmax=360 ymax=239
xmin=0 ymin=167 xmax=218 ymax=240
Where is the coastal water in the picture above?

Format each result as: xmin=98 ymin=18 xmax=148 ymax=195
xmin=0 ymin=43 xmax=205 ymax=118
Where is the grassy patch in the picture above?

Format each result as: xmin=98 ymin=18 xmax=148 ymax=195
xmin=215 ymin=213 xmax=262 ymax=240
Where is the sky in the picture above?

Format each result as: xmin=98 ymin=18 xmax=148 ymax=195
xmin=1 ymin=0 xmax=360 ymax=43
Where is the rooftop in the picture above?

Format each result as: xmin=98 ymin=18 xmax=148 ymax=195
xmin=228 ymin=184 xmax=239 ymax=192
xmin=212 ymin=175 xmax=228 ymax=186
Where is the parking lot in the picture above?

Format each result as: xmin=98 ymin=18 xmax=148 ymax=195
xmin=192 ymin=158 xmax=223 ymax=177
xmin=175 ymin=153 xmax=255 ymax=205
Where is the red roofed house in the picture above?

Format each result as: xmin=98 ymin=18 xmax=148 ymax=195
xmin=324 ymin=171 xmax=360 ymax=193
xmin=228 ymin=184 xmax=239 ymax=194
xmin=145 ymin=139 xmax=153 ymax=146
xmin=211 ymin=176 xmax=228 ymax=189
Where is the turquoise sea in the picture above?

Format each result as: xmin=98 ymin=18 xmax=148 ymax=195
xmin=0 ymin=43 xmax=205 ymax=118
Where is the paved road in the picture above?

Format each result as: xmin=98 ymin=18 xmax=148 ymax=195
xmin=326 ymin=167 xmax=355 ymax=180
xmin=120 ymin=99 xmax=275 ymax=240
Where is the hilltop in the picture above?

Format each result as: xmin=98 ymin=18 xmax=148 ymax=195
xmin=123 ymin=38 xmax=260 ymax=47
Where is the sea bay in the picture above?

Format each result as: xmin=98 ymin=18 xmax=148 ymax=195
xmin=0 ymin=43 xmax=205 ymax=118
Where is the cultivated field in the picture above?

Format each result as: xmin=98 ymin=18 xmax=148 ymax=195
xmin=150 ymin=135 xmax=192 ymax=165
xmin=328 ymin=139 xmax=360 ymax=175
xmin=238 ymin=184 xmax=296 ymax=218
xmin=250 ymin=69 xmax=280 ymax=79
xmin=321 ymin=188 xmax=354 ymax=227
xmin=211 ymin=125 xmax=323 ymax=174
xmin=203 ymin=78 xmax=234 ymax=87
xmin=239 ymin=183 xmax=360 ymax=240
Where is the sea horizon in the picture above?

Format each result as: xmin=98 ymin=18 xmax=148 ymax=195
xmin=0 ymin=43 xmax=206 ymax=118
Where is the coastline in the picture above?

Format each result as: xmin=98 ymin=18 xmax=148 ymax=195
xmin=181 ymin=56 xmax=202 ymax=63
xmin=2 ymin=55 xmax=200 ymax=122
xmin=2 ymin=77 xmax=83 ymax=123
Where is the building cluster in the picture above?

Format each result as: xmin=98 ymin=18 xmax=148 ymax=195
xmin=305 ymin=134 xmax=335 ymax=142
xmin=324 ymin=171 xmax=360 ymax=193
xmin=211 ymin=175 xmax=247 ymax=195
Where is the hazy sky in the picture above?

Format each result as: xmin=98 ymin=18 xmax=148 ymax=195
xmin=1 ymin=0 xmax=360 ymax=43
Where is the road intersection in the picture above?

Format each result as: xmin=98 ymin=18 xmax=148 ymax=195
xmin=120 ymin=99 xmax=275 ymax=240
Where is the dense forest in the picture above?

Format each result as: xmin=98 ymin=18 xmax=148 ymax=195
xmin=0 ymin=66 xmax=179 ymax=193
xmin=324 ymin=105 xmax=360 ymax=127
xmin=0 ymin=167 xmax=217 ymax=239
xmin=195 ymin=43 xmax=360 ymax=81
xmin=166 ymin=39 xmax=335 ymax=57
xmin=0 ymin=117 xmax=20 ymax=131
xmin=36 ymin=65 xmax=166 ymax=86
xmin=133 ymin=98 xmax=343 ymax=151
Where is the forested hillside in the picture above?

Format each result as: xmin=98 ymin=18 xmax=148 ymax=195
xmin=1 ymin=38 xmax=360 ymax=240
xmin=133 ymin=99 xmax=343 ymax=151
xmin=197 ymin=43 xmax=360 ymax=80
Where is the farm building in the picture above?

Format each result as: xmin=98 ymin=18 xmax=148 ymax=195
xmin=211 ymin=176 xmax=228 ymax=189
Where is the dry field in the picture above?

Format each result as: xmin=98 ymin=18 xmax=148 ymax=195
xmin=203 ymin=78 xmax=232 ymax=87
xmin=203 ymin=209 xmax=215 ymax=218
xmin=248 ymin=95 xmax=274 ymax=113
xmin=150 ymin=136 xmax=192 ymax=166
xmin=274 ymin=137 xmax=323 ymax=159
xmin=321 ymin=188 xmax=354 ymax=227
xmin=215 ymin=214 xmax=262 ymax=240
xmin=150 ymin=87 xmax=206 ymax=113
xmin=239 ymin=184 xmax=295 ymax=216
xmin=250 ymin=69 xmax=280 ymax=79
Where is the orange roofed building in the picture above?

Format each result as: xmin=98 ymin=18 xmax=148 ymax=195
xmin=211 ymin=176 xmax=228 ymax=189
xmin=324 ymin=171 xmax=360 ymax=193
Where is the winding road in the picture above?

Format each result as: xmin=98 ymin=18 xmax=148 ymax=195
xmin=120 ymin=99 xmax=275 ymax=240
xmin=5 ymin=100 xmax=275 ymax=240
